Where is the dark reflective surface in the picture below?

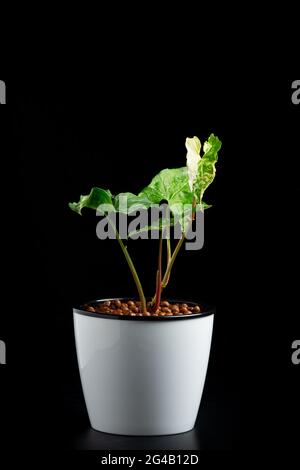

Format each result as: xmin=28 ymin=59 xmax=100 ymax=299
xmin=71 ymin=427 xmax=201 ymax=450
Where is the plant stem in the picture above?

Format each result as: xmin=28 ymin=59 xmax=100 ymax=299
xmin=164 ymin=238 xmax=172 ymax=287
xmin=161 ymin=197 xmax=196 ymax=290
xmin=152 ymin=233 xmax=186 ymax=304
xmin=115 ymin=232 xmax=147 ymax=313
xmin=107 ymin=217 xmax=147 ymax=313
xmin=161 ymin=234 xmax=185 ymax=288
xmin=152 ymin=196 xmax=197 ymax=304
xmin=154 ymin=231 xmax=163 ymax=311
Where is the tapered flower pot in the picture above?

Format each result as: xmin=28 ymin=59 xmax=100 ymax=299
xmin=73 ymin=299 xmax=214 ymax=436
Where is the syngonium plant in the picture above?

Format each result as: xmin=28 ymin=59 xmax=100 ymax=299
xmin=69 ymin=134 xmax=222 ymax=314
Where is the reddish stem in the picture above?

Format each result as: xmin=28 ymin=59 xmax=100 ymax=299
xmin=163 ymin=238 xmax=172 ymax=286
xmin=153 ymin=232 xmax=163 ymax=311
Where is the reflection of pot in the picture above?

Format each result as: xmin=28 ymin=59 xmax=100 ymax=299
xmin=73 ymin=299 xmax=214 ymax=436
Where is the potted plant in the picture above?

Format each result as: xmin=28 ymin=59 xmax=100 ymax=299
xmin=69 ymin=134 xmax=221 ymax=435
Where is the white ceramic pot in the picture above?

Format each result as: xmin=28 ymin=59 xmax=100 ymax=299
xmin=73 ymin=299 xmax=214 ymax=436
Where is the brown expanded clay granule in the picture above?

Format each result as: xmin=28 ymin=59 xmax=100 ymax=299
xmin=84 ymin=300 xmax=202 ymax=317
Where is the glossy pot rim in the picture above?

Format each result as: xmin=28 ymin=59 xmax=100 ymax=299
xmin=73 ymin=298 xmax=215 ymax=321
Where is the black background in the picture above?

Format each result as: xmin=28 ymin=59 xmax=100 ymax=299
xmin=0 ymin=73 xmax=299 ymax=454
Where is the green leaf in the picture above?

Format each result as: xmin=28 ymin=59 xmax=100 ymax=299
xmin=114 ymin=192 xmax=153 ymax=214
xmin=68 ymin=187 xmax=114 ymax=215
xmin=68 ymin=146 xmax=215 ymax=235
xmin=128 ymin=217 xmax=175 ymax=238
xmin=186 ymin=136 xmax=201 ymax=191
xmin=193 ymin=133 xmax=222 ymax=204
xmin=138 ymin=167 xmax=195 ymax=227
xmin=127 ymin=201 xmax=211 ymax=238
xmin=139 ymin=167 xmax=193 ymax=206
xmin=201 ymin=201 xmax=212 ymax=210
xmin=126 ymin=167 xmax=213 ymax=233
